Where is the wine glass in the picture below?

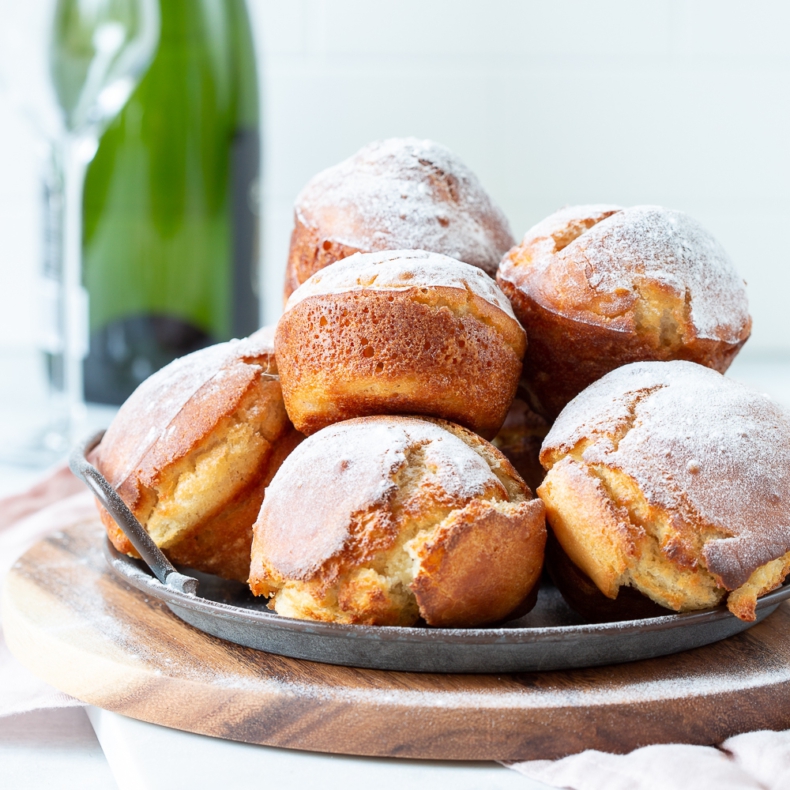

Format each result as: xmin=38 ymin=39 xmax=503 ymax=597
xmin=0 ymin=0 xmax=159 ymax=464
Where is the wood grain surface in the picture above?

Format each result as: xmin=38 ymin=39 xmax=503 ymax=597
xmin=5 ymin=517 xmax=790 ymax=761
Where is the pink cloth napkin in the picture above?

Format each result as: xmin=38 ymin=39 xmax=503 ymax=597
xmin=2 ymin=469 xmax=790 ymax=788
xmin=507 ymin=731 xmax=790 ymax=789
xmin=0 ymin=465 xmax=91 ymax=717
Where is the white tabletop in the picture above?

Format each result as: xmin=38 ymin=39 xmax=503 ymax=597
xmin=88 ymin=707 xmax=546 ymax=790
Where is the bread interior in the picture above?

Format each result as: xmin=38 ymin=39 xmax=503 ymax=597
xmin=142 ymin=378 xmax=288 ymax=549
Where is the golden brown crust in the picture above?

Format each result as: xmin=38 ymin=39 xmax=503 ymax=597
xmin=276 ymin=254 xmax=526 ymax=440
xmin=276 ymin=289 xmax=523 ymax=439
xmin=284 ymin=138 xmax=515 ymax=299
xmin=284 ymin=212 xmax=356 ymax=301
xmin=251 ymin=416 xmax=530 ymax=587
xmin=411 ymin=498 xmax=546 ymax=627
xmin=96 ymin=332 xmax=301 ymax=581
xmin=100 ymin=425 xmax=303 ymax=581
xmin=97 ymin=330 xmax=278 ymax=500
xmin=285 ymin=217 xmax=362 ymax=300
xmin=498 ymin=279 xmax=745 ymax=420
xmin=497 ymin=205 xmax=752 ymax=419
xmin=538 ymin=456 xmax=635 ymax=600
xmin=249 ymin=416 xmax=546 ymax=627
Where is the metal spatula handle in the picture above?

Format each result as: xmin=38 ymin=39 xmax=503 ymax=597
xmin=70 ymin=431 xmax=198 ymax=595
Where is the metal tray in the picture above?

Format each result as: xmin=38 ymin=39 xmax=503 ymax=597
xmin=75 ymin=431 xmax=790 ymax=674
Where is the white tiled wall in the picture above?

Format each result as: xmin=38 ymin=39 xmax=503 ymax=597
xmin=3 ymin=0 xmax=790 ymax=354
xmin=0 ymin=101 xmax=42 ymax=349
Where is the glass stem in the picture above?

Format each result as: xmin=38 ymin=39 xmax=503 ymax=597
xmin=40 ymin=145 xmax=67 ymax=432
xmin=60 ymin=134 xmax=95 ymax=443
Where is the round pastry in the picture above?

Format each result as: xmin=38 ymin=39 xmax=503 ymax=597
xmin=275 ymin=249 xmax=527 ymax=439
xmin=538 ymin=360 xmax=790 ymax=622
xmin=249 ymin=416 xmax=546 ymax=627
xmin=492 ymin=387 xmax=551 ymax=493
xmin=95 ymin=327 xmax=302 ymax=582
xmin=284 ymin=137 xmax=515 ymax=298
xmin=497 ymin=205 xmax=752 ymax=419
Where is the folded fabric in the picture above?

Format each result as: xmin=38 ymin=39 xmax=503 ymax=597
xmin=0 ymin=464 xmax=84 ymax=531
xmin=0 ymin=467 xmax=91 ymax=718
xmin=507 ymin=729 xmax=790 ymax=790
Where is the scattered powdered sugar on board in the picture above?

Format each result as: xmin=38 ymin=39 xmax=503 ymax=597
xmin=544 ymin=360 xmax=790 ymax=588
xmin=158 ymin=661 xmax=790 ymax=708
xmin=526 ymin=205 xmax=750 ymax=342
xmin=257 ymin=416 xmax=506 ymax=577
xmin=295 ymin=137 xmax=515 ymax=275
xmin=285 ymin=249 xmax=518 ymax=320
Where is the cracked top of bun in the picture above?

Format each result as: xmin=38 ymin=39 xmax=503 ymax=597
xmin=257 ymin=415 xmax=528 ymax=580
xmin=499 ymin=205 xmax=751 ymax=344
xmin=540 ymin=361 xmax=790 ymax=590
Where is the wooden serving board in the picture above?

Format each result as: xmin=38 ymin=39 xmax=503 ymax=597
xmin=5 ymin=517 xmax=790 ymax=761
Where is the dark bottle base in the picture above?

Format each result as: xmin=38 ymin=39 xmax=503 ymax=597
xmin=84 ymin=314 xmax=214 ymax=405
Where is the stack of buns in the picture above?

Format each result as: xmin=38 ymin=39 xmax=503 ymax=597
xmin=95 ymin=136 xmax=790 ymax=629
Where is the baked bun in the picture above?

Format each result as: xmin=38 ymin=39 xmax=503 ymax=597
xmin=275 ymin=249 xmax=527 ymax=439
xmin=538 ymin=360 xmax=790 ymax=622
xmin=249 ymin=416 xmax=546 ymax=627
xmin=284 ymin=137 xmax=515 ymax=298
xmin=497 ymin=205 xmax=752 ymax=419
xmin=492 ymin=388 xmax=550 ymax=493
xmin=95 ymin=327 xmax=302 ymax=582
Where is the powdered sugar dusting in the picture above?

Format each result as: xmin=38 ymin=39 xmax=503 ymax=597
xmin=544 ymin=361 xmax=790 ymax=588
xmin=241 ymin=325 xmax=275 ymax=356
xmin=295 ymin=138 xmax=515 ymax=276
xmin=284 ymin=249 xmax=517 ymax=320
xmin=257 ymin=416 xmax=505 ymax=578
xmin=100 ymin=331 xmax=276 ymax=489
xmin=525 ymin=206 xmax=750 ymax=342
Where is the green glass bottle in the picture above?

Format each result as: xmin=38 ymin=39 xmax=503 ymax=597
xmin=82 ymin=0 xmax=259 ymax=404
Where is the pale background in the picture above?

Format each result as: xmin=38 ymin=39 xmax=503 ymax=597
xmin=2 ymin=0 xmax=790 ymax=356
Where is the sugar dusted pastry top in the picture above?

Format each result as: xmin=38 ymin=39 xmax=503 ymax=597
xmin=500 ymin=205 xmax=751 ymax=343
xmin=98 ymin=329 xmax=277 ymax=499
xmin=541 ymin=361 xmax=790 ymax=589
xmin=258 ymin=415 xmax=520 ymax=580
xmin=285 ymin=249 xmax=518 ymax=320
xmin=294 ymin=137 xmax=515 ymax=276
